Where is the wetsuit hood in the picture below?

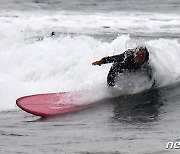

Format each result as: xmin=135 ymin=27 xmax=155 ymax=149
xmin=134 ymin=46 xmax=149 ymax=62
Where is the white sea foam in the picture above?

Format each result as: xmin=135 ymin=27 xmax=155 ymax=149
xmin=1 ymin=11 xmax=180 ymax=110
xmin=1 ymin=11 xmax=180 ymax=37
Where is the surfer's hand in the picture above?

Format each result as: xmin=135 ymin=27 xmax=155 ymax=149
xmin=92 ymin=61 xmax=102 ymax=66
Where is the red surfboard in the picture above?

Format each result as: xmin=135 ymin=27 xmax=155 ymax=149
xmin=16 ymin=91 xmax=96 ymax=117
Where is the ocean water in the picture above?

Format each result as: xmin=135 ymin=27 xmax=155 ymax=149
xmin=1 ymin=0 xmax=180 ymax=153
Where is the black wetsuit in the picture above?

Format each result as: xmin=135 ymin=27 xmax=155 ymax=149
xmin=100 ymin=48 xmax=153 ymax=86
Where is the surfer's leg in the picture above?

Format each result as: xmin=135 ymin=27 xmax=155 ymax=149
xmin=147 ymin=67 xmax=156 ymax=88
xmin=107 ymin=67 xmax=117 ymax=87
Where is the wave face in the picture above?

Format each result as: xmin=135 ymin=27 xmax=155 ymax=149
xmin=1 ymin=10 xmax=180 ymax=110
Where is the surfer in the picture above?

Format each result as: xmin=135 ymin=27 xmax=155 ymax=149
xmin=92 ymin=46 xmax=154 ymax=87
xmin=51 ymin=31 xmax=55 ymax=37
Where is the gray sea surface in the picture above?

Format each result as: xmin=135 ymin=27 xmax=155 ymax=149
xmin=1 ymin=0 xmax=180 ymax=154
xmin=1 ymin=84 xmax=180 ymax=154
xmin=1 ymin=0 xmax=180 ymax=13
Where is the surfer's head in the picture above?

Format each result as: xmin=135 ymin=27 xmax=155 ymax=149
xmin=134 ymin=46 xmax=149 ymax=65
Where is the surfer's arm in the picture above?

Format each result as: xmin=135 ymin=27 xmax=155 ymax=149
xmin=92 ymin=53 xmax=125 ymax=66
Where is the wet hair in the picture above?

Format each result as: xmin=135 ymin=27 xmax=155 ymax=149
xmin=135 ymin=46 xmax=149 ymax=62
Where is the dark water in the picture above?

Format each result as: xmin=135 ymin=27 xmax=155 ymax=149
xmin=1 ymin=83 xmax=180 ymax=153
xmin=2 ymin=0 xmax=180 ymax=13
